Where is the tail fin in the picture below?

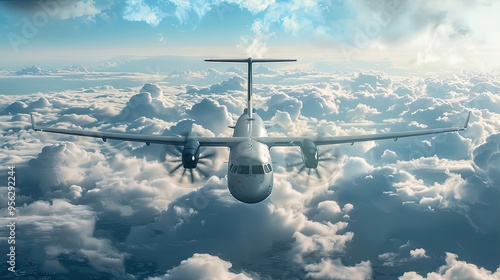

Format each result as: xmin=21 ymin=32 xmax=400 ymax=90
xmin=205 ymin=57 xmax=296 ymax=118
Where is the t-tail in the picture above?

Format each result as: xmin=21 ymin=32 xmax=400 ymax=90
xmin=205 ymin=57 xmax=296 ymax=118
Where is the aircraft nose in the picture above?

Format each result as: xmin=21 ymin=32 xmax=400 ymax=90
xmin=261 ymin=183 xmax=272 ymax=195
xmin=258 ymin=175 xmax=272 ymax=196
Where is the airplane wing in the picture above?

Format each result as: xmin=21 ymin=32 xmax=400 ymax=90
xmin=30 ymin=113 xmax=244 ymax=147
xmin=31 ymin=112 xmax=470 ymax=147
xmin=255 ymin=112 xmax=471 ymax=147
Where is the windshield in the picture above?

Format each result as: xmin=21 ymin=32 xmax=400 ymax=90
xmin=237 ymin=165 xmax=249 ymax=174
xmin=252 ymin=165 xmax=264 ymax=174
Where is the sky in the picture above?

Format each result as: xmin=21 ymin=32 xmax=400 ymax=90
xmin=0 ymin=1 xmax=500 ymax=280
xmin=1 ymin=0 xmax=500 ymax=72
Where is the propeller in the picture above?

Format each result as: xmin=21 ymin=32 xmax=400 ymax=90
xmin=158 ymin=133 xmax=218 ymax=188
xmin=284 ymin=135 xmax=344 ymax=188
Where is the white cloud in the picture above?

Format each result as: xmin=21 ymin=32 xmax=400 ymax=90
xmin=237 ymin=19 xmax=272 ymax=58
xmin=16 ymin=65 xmax=50 ymax=75
xmin=7 ymin=0 xmax=498 ymax=69
xmin=187 ymin=98 xmax=232 ymax=135
xmin=260 ymin=92 xmax=302 ymax=120
xmin=2 ymin=0 xmax=105 ymax=20
xmin=2 ymin=63 xmax=500 ymax=279
xmin=168 ymin=0 xmax=191 ymax=23
xmin=290 ymin=221 xmax=353 ymax=263
xmin=337 ymin=157 xmax=373 ymax=181
xmin=117 ymin=83 xmax=178 ymax=122
xmin=229 ymin=0 xmax=274 ymax=14
xmin=123 ymin=0 xmax=165 ymax=26
xmin=59 ymin=0 xmax=102 ymax=20
xmin=472 ymin=133 xmax=500 ymax=189
xmin=14 ymin=199 xmax=131 ymax=278
xmin=410 ymin=248 xmax=429 ymax=260
xmin=148 ymin=253 xmax=251 ymax=280
xmin=378 ymin=247 xmax=430 ymax=267
xmin=346 ymin=103 xmax=380 ymax=121
xmin=400 ymin=252 xmax=500 ymax=280
xmin=332 ymin=0 xmax=500 ymax=69
xmin=313 ymin=200 xmax=342 ymax=221
xmin=187 ymin=76 xmax=246 ymax=95
xmin=27 ymin=141 xmax=105 ymax=193
xmin=305 ymin=258 xmax=372 ymax=280
xmin=58 ymin=113 xmax=97 ymax=126
xmin=378 ymin=252 xmax=400 ymax=267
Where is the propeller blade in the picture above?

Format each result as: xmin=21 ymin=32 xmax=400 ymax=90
xmin=299 ymin=164 xmax=307 ymax=173
xmin=174 ymin=146 xmax=183 ymax=155
xmin=165 ymin=145 xmax=182 ymax=156
xmin=199 ymin=150 xmax=216 ymax=159
xmin=170 ymin=162 xmax=183 ymax=174
xmin=315 ymin=168 xmax=321 ymax=179
xmin=198 ymin=161 xmax=215 ymax=169
xmin=197 ymin=159 xmax=207 ymax=165
xmin=318 ymin=149 xmax=329 ymax=158
xmin=159 ymin=139 xmax=218 ymax=188
xmin=319 ymin=157 xmax=338 ymax=162
xmin=180 ymin=168 xmax=187 ymax=183
xmin=190 ymin=168 xmax=195 ymax=183
xmin=197 ymin=166 xmax=210 ymax=179
xmin=289 ymin=161 xmax=304 ymax=168
xmin=284 ymin=141 xmax=343 ymax=188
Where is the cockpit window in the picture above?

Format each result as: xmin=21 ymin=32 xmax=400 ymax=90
xmin=263 ymin=164 xmax=270 ymax=173
xmin=237 ymin=165 xmax=249 ymax=174
xmin=230 ymin=164 xmax=238 ymax=173
xmin=266 ymin=164 xmax=273 ymax=172
xmin=252 ymin=165 xmax=264 ymax=174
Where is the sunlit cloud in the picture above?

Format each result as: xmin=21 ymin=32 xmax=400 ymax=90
xmin=1 ymin=61 xmax=499 ymax=278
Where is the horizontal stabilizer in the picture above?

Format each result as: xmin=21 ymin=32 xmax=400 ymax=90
xmin=205 ymin=58 xmax=296 ymax=63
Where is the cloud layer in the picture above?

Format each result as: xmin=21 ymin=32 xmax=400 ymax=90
xmin=1 ymin=64 xmax=499 ymax=279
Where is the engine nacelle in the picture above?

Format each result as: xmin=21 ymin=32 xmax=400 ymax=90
xmin=300 ymin=139 xmax=318 ymax=168
xmin=182 ymin=139 xmax=200 ymax=168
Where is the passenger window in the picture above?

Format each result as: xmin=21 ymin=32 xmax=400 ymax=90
xmin=237 ymin=165 xmax=249 ymax=174
xmin=252 ymin=165 xmax=264 ymax=174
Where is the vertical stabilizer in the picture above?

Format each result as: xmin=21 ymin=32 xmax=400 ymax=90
xmin=205 ymin=58 xmax=296 ymax=118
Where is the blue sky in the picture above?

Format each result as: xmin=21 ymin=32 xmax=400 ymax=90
xmin=1 ymin=0 xmax=500 ymax=72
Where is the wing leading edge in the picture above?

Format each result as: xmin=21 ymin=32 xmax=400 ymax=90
xmin=255 ymin=112 xmax=471 ymax=147
xmin=30 ymin=112 xmax=470 ymax=148
xmin=30 ymin=113 xmax=243 ymax=147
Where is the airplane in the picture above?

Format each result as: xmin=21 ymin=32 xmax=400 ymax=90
xmin=30 ymin=57 xmax=471 ymax=203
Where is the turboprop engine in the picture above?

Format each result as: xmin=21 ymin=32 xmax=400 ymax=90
xmin=300 ymin=139 xmax=318 ymax=168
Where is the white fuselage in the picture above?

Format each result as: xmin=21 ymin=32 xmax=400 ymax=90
xmin=227 ymin=112 xmax=273 ymax=203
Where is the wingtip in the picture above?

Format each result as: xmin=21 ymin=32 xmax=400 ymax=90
xmin=30 ymin=113 xmax=36 ymax=130
xmin=464 ymin=111 xmax=471 ymax=129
